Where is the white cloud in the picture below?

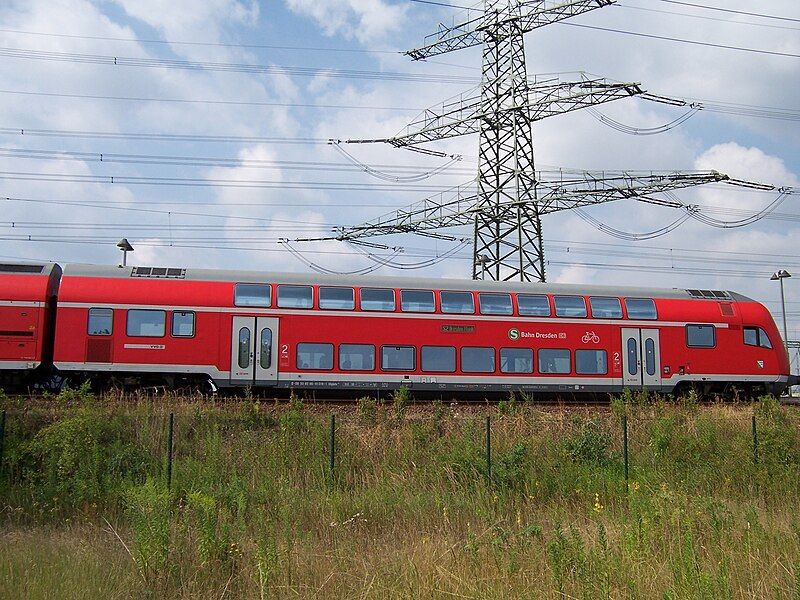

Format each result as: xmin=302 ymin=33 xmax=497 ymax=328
xmin=285 ymin=0 xmax=408 ymax=43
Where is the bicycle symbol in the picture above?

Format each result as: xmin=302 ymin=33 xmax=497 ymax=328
xmin=581 ymin=331 xmax=600 ymax=344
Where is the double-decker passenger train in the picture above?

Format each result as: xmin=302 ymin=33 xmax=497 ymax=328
xmin=0 ymin=261 xmax=795 ymax=397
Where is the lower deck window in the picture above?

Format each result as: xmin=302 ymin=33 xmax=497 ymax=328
xmin=461 ymin=347 xmax=495 ymax=373
xmin=575 ymin=349 xmax=608 ymax=375
xmin=686 ymin=324 xmax=716 ymax=348
xmin=297 ymin=343 xmax=333 ymax=370
xmin=539 ymin=349 xmax=571 ymax=374
xmin=127 ymin=309 xmax=166 ymax=337
xmin=382 ymin=346 xmax=415 ymax=371
xmin=421 ymin=346 xmax=456 ymax=372
xmin=500 ymin=348 xmax=533 ymax=373
xmin=339 ymin=344 xmax=375 ymax=370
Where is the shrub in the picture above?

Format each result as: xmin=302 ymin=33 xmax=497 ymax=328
xmin=563 ymin=419 xmax=612 ymax=465
xmin=125 ymin=480 xmax=172 ymax=578
xmin=393 ymin=385 xmax=410 ymax=420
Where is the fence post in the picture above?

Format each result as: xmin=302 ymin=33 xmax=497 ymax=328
xmin=0 ymin=409 xmax=6 ymax=475
xmin=752 ymin=414 xmax=758 ymax=465
xmin=622 ymin=414 xmax=629 ymax=493
xmin=166 ymin=412 xmax=174 ymax=491
xmin=329 ymin=413 xmax=336 ymax=489
xmin=485 ymin=415 xmax=492 ymax=484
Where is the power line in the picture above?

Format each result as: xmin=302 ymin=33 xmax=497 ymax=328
xmin=0 ymin=89 xmax=422 ymax=112
xmin=0 ymin=47 xmax=477 ymax=84
xmin=654 ymin=0 xmax=800 ymax=24
xmin=0 ymin=147 xmax=474 ymax=177
xmin=618 ymin=2 xmax=800 ymax=31
xmin=560 ymin=22 xmax=800 ymax=58
xmin=0 ymin=28 xmax=399 ymax=54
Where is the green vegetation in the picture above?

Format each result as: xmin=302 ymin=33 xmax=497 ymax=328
xmin=0 ymin=391 xmax=798 ymax=599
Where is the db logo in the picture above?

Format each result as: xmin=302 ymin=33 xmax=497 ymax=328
xmin=508 ymin=328 xmax=520 ymax=340
xmin=581 ymin=331 xmax=600 ymax=344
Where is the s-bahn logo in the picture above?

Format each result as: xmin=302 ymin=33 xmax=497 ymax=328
xmin=581 ymin=331 xmax=600 ymax=344
xmin=508 ymin=328 xmax=520 ymax=340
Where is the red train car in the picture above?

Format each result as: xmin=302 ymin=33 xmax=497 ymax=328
xmin=50 ymin=263 xmax=794 ymax=396
xmin=0 ymin=262 xmax=62 ymax=386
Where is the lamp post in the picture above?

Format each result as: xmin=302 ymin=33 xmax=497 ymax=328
xmin=117 ymin=238 xmax=134 ymax=267
xmin=771 ymin=269 xmax=792 ymax=396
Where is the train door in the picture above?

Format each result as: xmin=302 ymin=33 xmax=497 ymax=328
xmin=230 ymin=316 xmax=279 ymax=386
xmin=621 ymin=328 xmax=661 ymax=388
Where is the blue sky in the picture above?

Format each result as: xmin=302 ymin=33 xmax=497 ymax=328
xmin=0 ymin=0 xmax=799 ymax=352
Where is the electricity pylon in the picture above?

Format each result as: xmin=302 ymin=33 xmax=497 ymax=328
xmin=332 ymin=0 xmax=753 ymax=282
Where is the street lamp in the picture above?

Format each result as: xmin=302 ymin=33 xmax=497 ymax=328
xmin=117 ymin=238 xmax=134 ymax=266
xmin=771 ymin=269 xmax=792 ymax=396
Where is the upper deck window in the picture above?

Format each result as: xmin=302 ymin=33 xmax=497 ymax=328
xmin=686 ymin=324 xmax=716 ymax=348
xmin=127 ymin=310 xmax=166 ymax=337
xmin=400 ymin=290 xmax=435 ymax=313
xmin=554 ymin=296 xmax=587 ymax=318
xmin=518 ymin=294 xmax=551 ymax=317
xmin=590 ymin=297 xmax=622 ymax=319
xmin=478 ymin=293 xmax=513 ymax=316
xmin=277 ymin=285 xmax=313 ymax=309
xmin=319 ymin=287 xmax=355 ymax=310
xmin=234 ymin=283 xmax=271 ymax=307
xmin=744 ymin=327 xmax=772 ymax=349
xmin=171 ymin=311 xmax=195 ymax=337
xmin=625 ymin=298 xmax=657 ymax=320
xmin=360 ymin=288 xmax=395 ymax=312
xmin=440 ymin=291 xmax=474 ymax=314
xmin=88 ymin=308 xmax=113 ymax=336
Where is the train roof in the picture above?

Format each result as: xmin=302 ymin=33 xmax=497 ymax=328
xmin=62 ymin=263 xmax=752 ymax=302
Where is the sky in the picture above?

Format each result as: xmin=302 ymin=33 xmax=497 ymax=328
xmin=0 ymin=0 xmax=799 ymax=358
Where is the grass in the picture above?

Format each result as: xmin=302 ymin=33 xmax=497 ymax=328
xmin=0 ymin=390 xmax=799 ymax=598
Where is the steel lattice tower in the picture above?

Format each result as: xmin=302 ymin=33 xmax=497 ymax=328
xmin=322 ymin=0 xmax=771 ymax=282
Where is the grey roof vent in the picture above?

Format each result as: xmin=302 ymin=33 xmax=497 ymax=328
xmin=131 ymin=266 xmax=186 ymax=279
xmin=0 ymin=263 xmax=45 ymax=274
xmin=687 ymin=289 xmax=731 ymax=300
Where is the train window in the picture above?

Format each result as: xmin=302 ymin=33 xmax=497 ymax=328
xmin=744 ymin=327 xmax=773 ymax=349
xmin=87 ymin=308 xmax=113 ymax=336
xmin=478 ymin=293 xmax=513 ymax=315
xmin=644 ymin=339 xmax=656 ymax=376
xmin=238 ymin=328 xmax=251 ymax=369
xmin=296 ymin=343 xmax=333 ymax=370
xmin=538 ymin=349 xmax=571 ymax=374
xmin=625 ymin=298 xmax=657 ymax=320
xmin=381 ymin=345 xmax=415 ymax=371
xmin=260 ymin=329 xmax=272 ymax=369
xmin=361 ymin=288 xmax=395 ymax=311
xmin=277 ymin=285 xmax=313 ymax=309
xmin=234 ymin=283 xmax=271 ymax=307
xmin=554 ymin=296 xmax=587 ymax=318
xmin=461 ymin=347 xmax=495 ymax=373
xmin=171 ymin=311 xmax=195 ymax=337
xmin=500 ymin=348 xmax=533 ymax=373
xmin=627 ymin=339 xmax=638 ymax=375
xmin=400 ymin=290 xmax=435 ymax=313
xmin=440 ymin=291 xmax=475 ymax=314
xmin=518 ymin=294 xmax=551 ymax=316
xmin=686 ymin=324 xmax=716 ymax=348
xmin=421 ymin=346 xmax=456 ymax=372
xmin=576 ymin=349 xmax=608 ymax=375
xmin=127 ymin=310 xmax=166 ymax=337
xmin=589 ymin=297 xmax=622 ymax=319
xmin=319 ymin=287 xmax=355 ymax=310
xmin=339 ymin=344 xmax=375 ymax=371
